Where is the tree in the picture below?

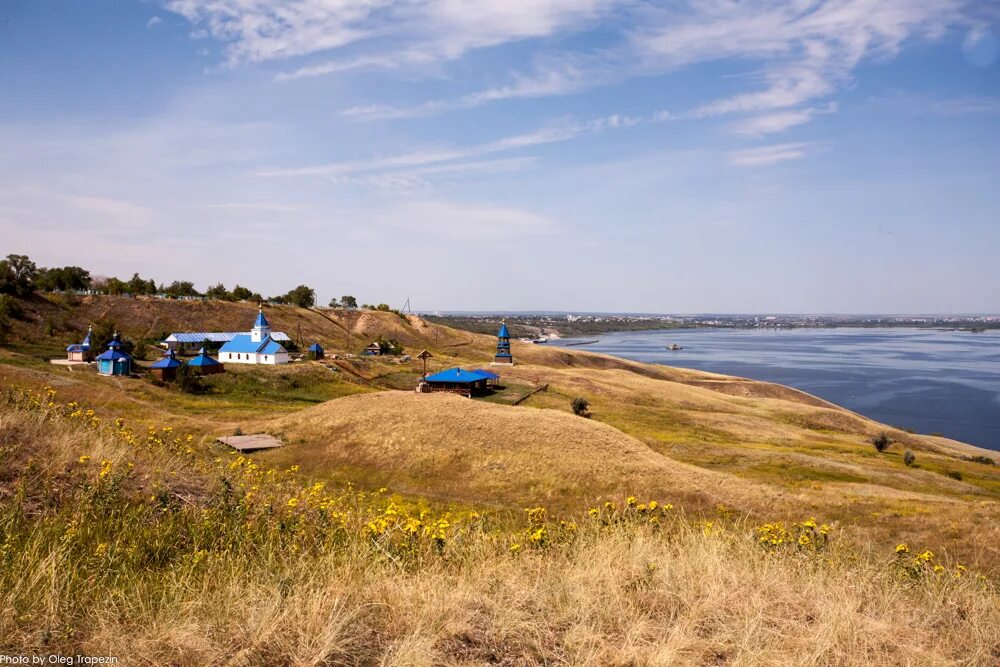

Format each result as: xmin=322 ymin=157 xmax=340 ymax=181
xmin=340 ymin=295 xmax=357 ymax=309
xmin=871 ymin=432 xmax=892 ymax=453
xmin=328 ymin=298 xmax=340 ymax=308
xmin=280 ymin=284 xmax=316 ymax=308
xmin=164 ymin=281 xmax=199 ymax=298
xmin=571 ymin=397 xmax=591 ymax=417
xmin=0 ymin=254 xmax=38 ymax=296
xmin=100 ymin=277 xmax=127 ymax=296
xmin=376 ymin=337 xmax=404 ymax=355
xmin=231 ymin=284 xmax=253 ymax=301
xmin=205 ymin=283 xmax=231 ymax=301
xmin=35 ymin=266 xmax=91 ymax=292
xmin=175 ymin=365 xmax=205 ymax=394
xmin=127 ymin=272 xmax=153 ymax=295
xmin=89 ymin=319 xmax=117 ymax=352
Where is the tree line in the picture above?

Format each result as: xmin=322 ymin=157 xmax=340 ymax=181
xmin=0 ymin=254 xmax=373 ymax=311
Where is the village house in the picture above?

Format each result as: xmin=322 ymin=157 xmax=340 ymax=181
xmin=363 ymin=342 xmax=382 ymax=356
xmin=65 ymin=325 xmax=94 ymax=362
xmin=218 ymin=307 xmax=289 ymax=365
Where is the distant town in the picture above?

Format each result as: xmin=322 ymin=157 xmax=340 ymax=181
xmin=424 ymin=312 xmax=1000 ymax=339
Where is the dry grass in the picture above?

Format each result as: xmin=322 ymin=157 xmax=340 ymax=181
xmin=2 ymin=386 xmax=1000 ymax=665
xmin=262 ymin=391 xmax=728 ymax=510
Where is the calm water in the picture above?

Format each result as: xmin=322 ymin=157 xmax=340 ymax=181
xmin=554 ymin=328 xmax=1000 ymax=451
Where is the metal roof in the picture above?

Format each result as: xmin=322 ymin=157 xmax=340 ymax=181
xmin=96 ymin=349 xmax=130 ymax=362
xmin=165 ymin=331 xmax=291 ymax=343
xmin=253 ymin=309 xmax=269 ymax=329
xmin=424 ymin=367 xmax=491 ymax=384
xmin=259 ymin=338 xmax=286 ymax=355
xmin=497 ymin=322 xmax=510 ymax=338
xmin=308 ymin=343 xmax=324 ymax=352
xmin=150 ymin=350 xmax=183 ymax=369
xmin=469 ymin=369 xmax=500 ymax=379
xmin=188 ymin=348 xmax=222 ymax=366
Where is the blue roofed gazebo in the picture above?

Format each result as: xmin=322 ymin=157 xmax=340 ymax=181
xmin=308 ymin=342 xmax=325 ymax=359
xmin=187 ymin=347 xmax=225 ymax=375
xmin=149 ymin=348 xmax=183 ymax=381
xmin=422 ymin=368 xmax=494 ymax=397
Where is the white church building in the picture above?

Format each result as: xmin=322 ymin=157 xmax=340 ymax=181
xmin=218 ymin=307 xmax=290 ymax=365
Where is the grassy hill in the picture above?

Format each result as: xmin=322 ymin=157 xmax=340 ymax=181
xmin=1 ymin=294 xmax=1000 ymax=661
xmin=1 ymin=294 xmax=998 ymax=564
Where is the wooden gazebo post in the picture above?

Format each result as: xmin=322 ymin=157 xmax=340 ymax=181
xmin=417 ymin=349 xmax=433 ymax=378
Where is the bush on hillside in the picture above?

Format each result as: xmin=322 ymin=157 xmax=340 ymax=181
xmin=871 ymin=432 xmax=892 ymax=453
xmin=571 ymin=397 xmax=591 ymax=417
xmin=903 ymin=450 xmax=916 ymax=467
xmin=175 ymin=365 xmax=205 ymax=394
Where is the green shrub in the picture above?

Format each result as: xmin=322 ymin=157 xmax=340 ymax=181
xmin=903 ymin=450 xmax=916 ymax=467
xmin=871 ymin=432 xmax=892 ymax=453
xmin=571 ymin=397 xmax=591 ymax=417
xmin=945 ymin=470 xmax=963 ymax=481
xmin=176 ymin=365 xmax=205 ymax=394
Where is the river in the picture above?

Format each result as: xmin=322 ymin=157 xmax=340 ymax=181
xmin=553 ymin=328 xmax=1000 ymax=450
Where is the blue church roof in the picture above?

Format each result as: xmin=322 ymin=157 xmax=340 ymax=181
xmin=150 ymin=349 xmax=183 ymax=369
xmin=96 ymin=349 xmax=130 ymax=362
xmin=253 ymin=308 xmax=269 ymax=329
xmin=424 ymin=368 xmax=491 ymax=384
xmin=259 ymin=338 xmax=285 ymax=354
xmin=188 ymin=347 xmax=221 ymax=367
xmin=219 ymin=334 xmax=287 ymax=355
xmin=497 ymin=322 xmax=509 ymax=338
xmin=96 ymin=334 xmax=130 ymax=361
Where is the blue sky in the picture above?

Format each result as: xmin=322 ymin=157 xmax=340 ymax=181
xmin=1 ymin=0 xmax=998 ymax=313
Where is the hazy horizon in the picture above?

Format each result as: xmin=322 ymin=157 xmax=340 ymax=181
xmin=2 ymin=1 xmax=998 ymax=313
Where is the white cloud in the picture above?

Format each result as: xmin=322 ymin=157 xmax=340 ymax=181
xmin=258 ymin=114 xmax=639 ymax=178
xmin=315 ymin=0 xmax=969 ymax=130
xmin=146 ymin=16 xmax=163 ymax=28
xmin=731 ymin=106 xmax=832 ymax=136
xmin=727 ymin=142 xmax=814 ymax=167
xmin=164 ymin=0 xmax=620 ymax=66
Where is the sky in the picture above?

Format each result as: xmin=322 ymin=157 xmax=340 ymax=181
xmin=0 ymin=1 xmax=998 ymax=314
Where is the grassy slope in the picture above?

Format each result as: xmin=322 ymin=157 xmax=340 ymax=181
xmin=1 ymin=294 xmax=999 ymax=570
xmin=2 ymin=397 xmax=998 ymax=665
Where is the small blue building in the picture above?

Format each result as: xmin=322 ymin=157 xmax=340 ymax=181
xmin=308 ymin=342 xmax=325 ymax=359
xmin=149 ymin=348 xmax=183 ymax=381
xmin=187 ymin=346 xmax=225 ymax=375
xmin=494 ymin=321 xmax=513 ymax=364
xmin=66 ymin=325 xmax=94 ymax=362
xmin=96 ymin=333 xmax=132 ymax=377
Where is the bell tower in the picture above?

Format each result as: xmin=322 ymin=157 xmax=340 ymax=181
xmin=493 ymin=320 xmax=513 ymax=364
xmin=250 ymin=304 xmax=271 ymax=343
